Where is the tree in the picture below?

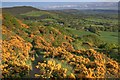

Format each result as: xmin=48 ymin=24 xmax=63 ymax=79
xmin=88 ymin=25 xmax=98 ymax=34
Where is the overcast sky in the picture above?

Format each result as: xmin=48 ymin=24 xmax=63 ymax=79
xmin=1 ymin=0 xmax=120 ymax=2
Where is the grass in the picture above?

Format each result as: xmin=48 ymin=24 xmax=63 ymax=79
xmin=21 ymin=11 xmax=48 ymax=17
xmin=65 ymin=27 xmax=94 ymax=36
xmin=86 ymin=17 xmax=118 ymax=25
xmin=21 ymin=11 xmax=59 ymax=19
xmin=65 ymin=28 xmax=118 ymax=44
xmin=99 ymin=31 xmax=118 ymax=44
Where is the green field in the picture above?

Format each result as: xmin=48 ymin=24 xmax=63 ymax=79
xmin=65 ymin=28 xmax=118 ymax=44
xmin=21 ymin=11 xmax=50 ymax=16
xmin=99 ymin=31 xmax=118 ymax=44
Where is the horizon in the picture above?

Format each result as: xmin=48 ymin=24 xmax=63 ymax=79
xmin=2 ymin=2 xmax=118 ymax=10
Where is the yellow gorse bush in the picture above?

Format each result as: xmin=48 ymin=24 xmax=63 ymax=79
xmin=2 ymin=26 xmax=33 ymax=78
xmin=35 ymin=59 xmax=69 ymax=78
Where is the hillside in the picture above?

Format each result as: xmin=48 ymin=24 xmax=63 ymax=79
xmin=1 ymin=6 xmax=120 ymax=78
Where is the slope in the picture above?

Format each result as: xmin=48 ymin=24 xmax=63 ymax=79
xmin=1 ymin=6 xmax=120 ymax=78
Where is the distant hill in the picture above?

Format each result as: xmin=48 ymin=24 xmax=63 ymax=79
xmin=57 ymin=9 xmax=118 ymax=14
xmin=2 ymin=6 xmax=40 ymax=15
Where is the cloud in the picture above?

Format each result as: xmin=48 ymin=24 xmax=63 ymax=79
xmin=1 ymin=0 xmax=119 ymax=2
xmin=98 ymin=0 xmax=119 ymax=2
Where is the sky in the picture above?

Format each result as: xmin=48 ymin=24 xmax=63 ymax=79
xmin=1 ymin=0 xmax=120 ymax=2
xmin=1 ymin=0 xmax=119 ymax=10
